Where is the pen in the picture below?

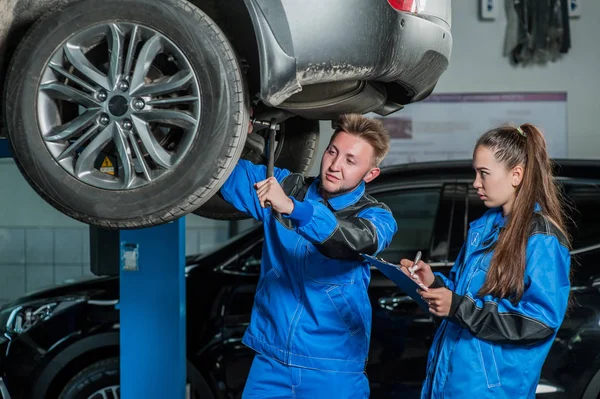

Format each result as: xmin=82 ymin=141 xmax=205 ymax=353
xmin=409 ymin=250 xmax=422 ymax=277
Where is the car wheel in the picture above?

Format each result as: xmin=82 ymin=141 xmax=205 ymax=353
xmin=59 ymin=358 xmax=120 ymax=399
xmin=3 ymin=0 xmax=248 ymax=229
xmin=59 ymin=357 xmax=210 ymax=399
xmin=193 ymin=117 xmax=320 ymax=220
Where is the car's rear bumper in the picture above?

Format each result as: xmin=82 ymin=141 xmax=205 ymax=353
xmin=296 ymin=11 xmax=451 ymax=90
xmin=258 ymin=3 xmax=452 ymax=108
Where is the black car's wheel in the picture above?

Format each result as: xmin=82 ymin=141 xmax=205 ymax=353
xmin=59 ymin=357 xmax=211 ymax=399
xmin=3 ymin=0 xmax=248 ymax=229
xmin=59 ymin=358 xmax=120 ymax=399
xmin=193 ymin=117 xmax=320 ymax=220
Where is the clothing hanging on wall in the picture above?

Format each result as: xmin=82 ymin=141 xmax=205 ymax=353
xmin=504 ymin=0 xmax=571 ymax=65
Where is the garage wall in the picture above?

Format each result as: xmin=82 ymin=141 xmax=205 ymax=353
xmin=433 ymin=1 xmax=600 ymax=159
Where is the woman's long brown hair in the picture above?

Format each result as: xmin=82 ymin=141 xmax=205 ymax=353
xmin=475 ymin=124 xmax=571 ymax=302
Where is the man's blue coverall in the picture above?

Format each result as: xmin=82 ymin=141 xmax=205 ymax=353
xmin=220 ymin=160 xmax=397 ymax=398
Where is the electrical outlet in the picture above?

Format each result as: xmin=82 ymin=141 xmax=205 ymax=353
xmin=480 ymin=0 xmax=498 ymax=20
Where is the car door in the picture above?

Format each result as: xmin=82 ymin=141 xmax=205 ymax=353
xmin=540 ymin=179 xmax=600 ymax=397
xmin=367 ymin=183 xmax=469 ymax=397
xmin=214 ymin=239 xmax=263 ymax=397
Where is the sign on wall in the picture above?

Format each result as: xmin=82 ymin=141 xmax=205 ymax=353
xmin=372 ymin=92 xmax=568 ymax=167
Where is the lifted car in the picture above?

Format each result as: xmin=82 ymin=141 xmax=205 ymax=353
xmin=0 ymin=0 xmax=452 ymax=228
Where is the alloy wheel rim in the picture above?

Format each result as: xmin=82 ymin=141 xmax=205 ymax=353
xmin=37 ymin=22 xmax=201 ymax=190
xmin=85 ymin=382 xmax=196 ymax=399
xmin=87 ymin=385 xmax=120 ymax=399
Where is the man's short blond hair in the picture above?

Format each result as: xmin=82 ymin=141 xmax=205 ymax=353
xmin=331 ymin=113 xmax=390 ymax=166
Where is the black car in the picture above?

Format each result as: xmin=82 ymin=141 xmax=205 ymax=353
xmin=0 ymin=0 xmax=452 ymax=228
xmin=0 ymin=159 xmax=599 ymax=399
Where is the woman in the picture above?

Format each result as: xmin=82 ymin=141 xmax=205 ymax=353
xmin=401 ymin=124 xmax=572 ymax=398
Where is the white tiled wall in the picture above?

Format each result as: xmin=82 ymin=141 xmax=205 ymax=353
xmin=0 ymin=221 xmax=230 ymax=305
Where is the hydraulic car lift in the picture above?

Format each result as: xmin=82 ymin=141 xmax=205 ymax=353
xmin=0 ymin=138 xmax=187 ymax=398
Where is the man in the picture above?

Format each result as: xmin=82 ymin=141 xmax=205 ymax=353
xmin=220 ymin=113 xmax=397 ymax=398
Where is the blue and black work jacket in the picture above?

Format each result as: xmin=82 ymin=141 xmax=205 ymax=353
xmin=220 ymin=160 xmax=397 ymax=372
xmin=422 ymin=206 xmax=571 ymax=398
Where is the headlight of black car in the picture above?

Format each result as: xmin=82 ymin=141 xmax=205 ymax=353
xmin=0 ymin=297 xmax=85 ymax=336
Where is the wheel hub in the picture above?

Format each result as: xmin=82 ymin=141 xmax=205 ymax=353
xmin=108 ymin=95 xmax=129 ymax=117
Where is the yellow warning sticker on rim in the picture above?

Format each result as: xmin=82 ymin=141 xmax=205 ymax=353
xmin=100 ymin=156 xmax=115 ymax=175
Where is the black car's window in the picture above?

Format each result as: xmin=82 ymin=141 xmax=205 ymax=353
xmin=466 ymin=181 xmax=600 ymax=251
xmin=570 ymin=247 xmax=600 ymax=286
xmin=562 ymin=181 xmax=600 ymax=249
xmin=429 ymin=184 xmax=468 ymax=263
xmin=464 ymin=181 xmax=600 ymax=288
xmin=374 ymin=187 xmax=442 ymax=263
xmin=467 ymin=187 xmax=488 ymax=224
xmin=448 ymin=186 xmax=468 ymax=261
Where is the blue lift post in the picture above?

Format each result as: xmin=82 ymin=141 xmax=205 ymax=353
xmin=119 ymin=219 xmax=187 ymax=399
xmin=1 ymin=137 xmax=188 ymax=398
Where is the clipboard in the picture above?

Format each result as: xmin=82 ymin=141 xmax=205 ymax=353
xmin=362 ymin=254 xmax=429 ymax=311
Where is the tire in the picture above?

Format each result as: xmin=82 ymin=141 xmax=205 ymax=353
xmin=3 ymin=0 xmax=248 ymax=229
xmin=193 ymin=117 xmax=320 ymax=220
xmin=59 ymin=358 xmax=119 ymax=399
xmin=58 ymin=357 xmax=212 ymax=399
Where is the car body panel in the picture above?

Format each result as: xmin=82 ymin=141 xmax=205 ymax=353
xmin=245 ymin=0 xmax=452 ymax=108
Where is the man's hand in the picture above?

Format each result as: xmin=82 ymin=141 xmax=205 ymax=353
xmin=254 ymin=177 xmax=294 ymax=214
xmin=418 ymin=287 xmax=453 ymax=317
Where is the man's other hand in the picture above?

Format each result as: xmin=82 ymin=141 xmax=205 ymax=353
xmin=254 ymin=177 xmax=294 ymax=214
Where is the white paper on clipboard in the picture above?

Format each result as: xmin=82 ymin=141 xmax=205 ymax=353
xmin=362 ymin=254 xmax=429 ymax=311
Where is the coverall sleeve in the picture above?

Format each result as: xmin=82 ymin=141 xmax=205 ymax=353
xmin=284 ymin=197 xmax=397 ymax=260
xmin=447 ymin=234 xmax=571 ymax=345
xmin=220 ymin=159 xmax=291 ymax=221
xmin=430 ymin=273 xmax=455 ymax=291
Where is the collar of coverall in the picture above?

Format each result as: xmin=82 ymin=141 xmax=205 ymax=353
xmin=469 ymin=202 xmax=542 ymax=230
xmin=305 ymin=178 xmax=366 ymax=211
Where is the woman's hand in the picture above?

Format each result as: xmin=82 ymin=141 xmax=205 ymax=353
xmin=418 ymin=287 xmax=453 ymax=317
xmin=399 ymin=258 xmax=435 ymax=289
